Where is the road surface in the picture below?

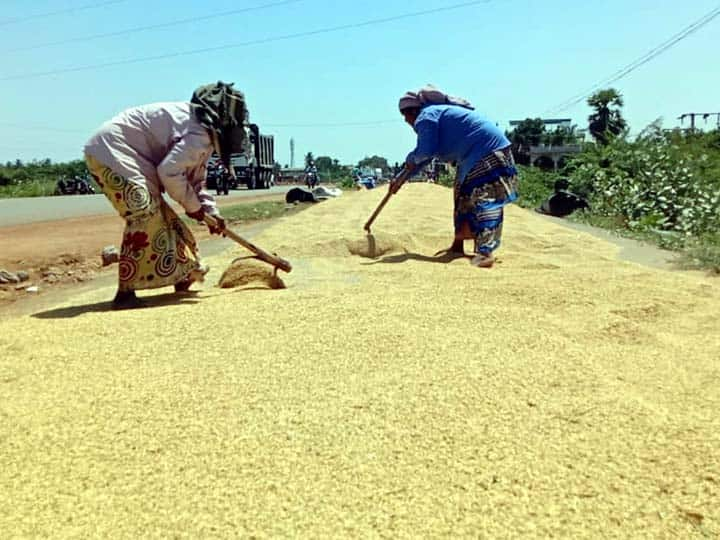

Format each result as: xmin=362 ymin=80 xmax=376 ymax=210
xmin=0 ymin=186 xmax=293 ymax=227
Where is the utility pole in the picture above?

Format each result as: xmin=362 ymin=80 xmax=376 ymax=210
xmin=678 ymin=112 xmax=720 ymax=131
xmin=290 ymin=138 xmax=295 ymax=168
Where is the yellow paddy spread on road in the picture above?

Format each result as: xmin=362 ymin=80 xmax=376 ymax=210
xmin=1 ymin=184 xmax=719 ymax=538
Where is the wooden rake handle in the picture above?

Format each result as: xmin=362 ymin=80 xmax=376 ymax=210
xmin=203 ymin=214 xmax=293 ymax=273
xmin=363 ymin=168 xmax=411 ymax=233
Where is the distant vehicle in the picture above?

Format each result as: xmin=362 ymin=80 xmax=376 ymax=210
xmin=230 ymin=124 xmax=275 ymax=190
xmin=54 ymin=175 xmax=95 ymax=195
xmin=356 ymin=175 xmax=376 ymax=190
xmin=205 ymin=160 xmax=236 ymax=195
xmin=305 ymin=162 xmax=319 ymax=189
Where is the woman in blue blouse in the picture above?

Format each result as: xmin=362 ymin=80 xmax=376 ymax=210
xmin=394 ymin=86 xmax=519 ymax=268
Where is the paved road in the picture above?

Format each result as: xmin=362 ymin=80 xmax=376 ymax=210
xmin=0 ymin=186 xmax=293 ymax=227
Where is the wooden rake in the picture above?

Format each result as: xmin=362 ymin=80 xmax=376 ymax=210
xmin=203 ymin=214 xmax=292 ymax=273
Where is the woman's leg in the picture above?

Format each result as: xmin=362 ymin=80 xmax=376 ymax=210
xmin=85 ymin=155 xmax=204 ymax=307
xmin=451 ymin=175 xmax=477 ymax=254
xmin=470 ymin=206 xmax=504 ymax=267
xmin=457 ymin=148 xmax=519 ymax=268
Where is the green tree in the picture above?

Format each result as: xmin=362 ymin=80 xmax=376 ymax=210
xmin=587 ymin=89 xmax=627 ymax=145
xmin=314 ymin=156 xmax=348 ymax=182
xmin=506 ymin=118 xmax=546 ymax=165
xmin=357 ymin=155 xmax=389 ymax=172
xmin=542 ymin=125 xmax=579 ymax=146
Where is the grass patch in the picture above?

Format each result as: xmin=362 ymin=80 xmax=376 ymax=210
xmin=182 ymin=200 xmax=292 ymax=227
xmin=221 ymin=201 xmax=289 ymax=222
xmin=0 ymin=180 xmax=57 ymax=198
xmin=516 ymin=165 xmax=557 ymax=210
xmin=682 ymin=234 xmax=720 ymax=273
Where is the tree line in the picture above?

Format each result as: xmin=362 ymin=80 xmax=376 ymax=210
xmin=507 ymin=89 xmax=627 ymax=165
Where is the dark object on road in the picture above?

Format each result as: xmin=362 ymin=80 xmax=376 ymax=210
xmin=55 ymin=175 xmax=96 ymax=195
xmin=285 ymin=187 xmax=317 ymax=204
xmin=536 ymin=179 xmax=590 ymax=218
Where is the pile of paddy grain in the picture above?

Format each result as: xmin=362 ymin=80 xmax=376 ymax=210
xmin=217 ymin=258 xmax=286 ymax=290
xmin=346 ymin=233 xmax=406 ymax=259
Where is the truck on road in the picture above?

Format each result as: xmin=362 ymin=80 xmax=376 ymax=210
xmin=205 ymin=124 xmax=275 ymax=192
xmin=230 ymin=124 xmax=275 ymax=190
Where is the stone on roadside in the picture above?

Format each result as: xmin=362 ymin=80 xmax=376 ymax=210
xmin=0 ymin=269 xmax=20 ymax=284
xmin=26 ymin=286 xmax=39 ymax=293
xmin=41 ymin=267 xmax=62 ymax=278
xmin=102 ymin=246 xmax=120 ymax=267
xmin=16 ymin=270 xmax=30 ymax=282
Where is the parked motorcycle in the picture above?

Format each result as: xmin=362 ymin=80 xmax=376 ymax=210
xmin=54 ymin=176 xmax=96 ymax=195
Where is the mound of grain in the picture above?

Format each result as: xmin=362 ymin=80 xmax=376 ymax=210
xmin=1 ymin=183 xmax=719 ymax=538
xmin=346 ymin=233 xmax=405 ymax=259
xmin=217 ymin=258 xmax=285 ymax=289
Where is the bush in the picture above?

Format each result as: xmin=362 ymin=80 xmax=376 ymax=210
xmin=515 ymin=166 xmax=556 ymax=210
xmin=0 ymin=159 xmax=90 ymax=198
xmin=568 ymin=123 xmax=720 ymax=237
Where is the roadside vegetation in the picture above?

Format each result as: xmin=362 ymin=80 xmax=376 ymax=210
xmin=508 ymin=89 xmax=720 ymax=273
xmin=0 ymin=159 xmax=90 ymax=198
xmin=180 ymin=200 xmax=296 ymax=230
xmin=219 ymin=200 xmax=289 ymax=223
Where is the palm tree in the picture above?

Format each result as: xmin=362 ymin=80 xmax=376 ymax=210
xmin=587 ymin=89 xmax=627 ymax=145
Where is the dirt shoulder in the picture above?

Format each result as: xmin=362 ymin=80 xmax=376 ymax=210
xmin=0 ymin=194 xmax=286 ymax=309
xmin=536 ymin=213 xmax=682 ymax=271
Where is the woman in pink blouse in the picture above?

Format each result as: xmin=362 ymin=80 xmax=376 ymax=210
xmin=84 ymin=82 xmax=245 ymax=309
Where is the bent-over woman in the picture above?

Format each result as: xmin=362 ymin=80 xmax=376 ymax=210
xmin=395 ymin=85 xmax=519 ymax=268
xmin=84 ymin=82 xmax=246 ymax=308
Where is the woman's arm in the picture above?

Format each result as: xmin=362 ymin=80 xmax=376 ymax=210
xmin=156 ymin=131 xmax=212 ymax=214
xmin=406 ymin=119 xmax=439 ymax=165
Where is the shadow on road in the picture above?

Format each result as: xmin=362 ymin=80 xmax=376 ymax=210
xmin=365 ymin=249 xmax=472 ymax=265
xmin=32 ymin=292 xmax=200 ymax=319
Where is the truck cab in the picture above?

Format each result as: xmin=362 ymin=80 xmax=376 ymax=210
xmin=230 ymin=124 xmax=275 ymax=190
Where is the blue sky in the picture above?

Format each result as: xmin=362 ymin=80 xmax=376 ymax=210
xmin=1 ymin=0 xmax=719 ymax=166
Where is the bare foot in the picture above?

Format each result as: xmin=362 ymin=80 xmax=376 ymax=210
xmin=470 ymin=254 xmax=495 ymax=268
xmin=112 ymin=290 xmax=145 ymax=310
xmin=450 ymin=239 xmax=465 ymax=254
xmin=175 ymin=264 xmax=209 ymax=293
xmin=174 ymin=279 xmax=194 ymax=293
xmin=434 ymin=240 xmax=466 ymax=257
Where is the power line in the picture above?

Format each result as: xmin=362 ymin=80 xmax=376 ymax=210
xmin=678 ymin=112 xmax=720 ymax=130
xmin=0 ymin=0 xmax=128 ymax=27
xmin=0 ymin=0 xmax=492 ymax=81
xmin=265 ymin=120 xmax=401 ymax=128
xmin=3 ymin=0 xmax=303 ymax=54
xmin=0 ymin=119 xmax=402 ymax=135
xmin=547 ymin=5 xmax=720 ymax=114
